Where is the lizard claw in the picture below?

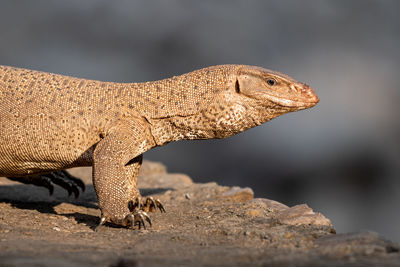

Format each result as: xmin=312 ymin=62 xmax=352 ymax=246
xmin=128 ymin=197 xmax=165 ymax=213
xmin=125 ymin=197 xmax=164 ymax=230
xmin=60 ymin=170 xmax=85 ymax=192
xmin=95 ymin=216 xmax=107 ymax=231
xmin=142 ymin=197 xmax=166 ymax=213
xmin=35 ymin=175 xmax=54 ymax=196
xmin=43 ymin=171 xmax=84 ymax=198
xmin=123 ymin=211 xmax=152 ymax=230
xmin=135 ymin=211 xmax=152 ymax=229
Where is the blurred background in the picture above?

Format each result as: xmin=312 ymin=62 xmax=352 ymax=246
xmin=0 ymin=0 xmax=399 ymax=241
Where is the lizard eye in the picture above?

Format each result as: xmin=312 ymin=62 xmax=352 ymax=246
xmin=267 ymin=79 xmax=276 ymax=86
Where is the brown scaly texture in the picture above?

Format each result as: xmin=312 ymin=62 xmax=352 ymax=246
xmin=0 ymin=64 xmax=318 ymax=226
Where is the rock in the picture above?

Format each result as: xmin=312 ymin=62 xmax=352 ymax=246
xmin=139 ymin=160 xmax=168 ymax=176
xmin=249 ymin=198 xmax=289 ymax=211
xmin=0 ymin=160 xmax=399 ymax=266
xmin=276 ymin=204 xmax=333 ymax=227
xmin=221 ymin=186 xmax=254 ymax=202
xmin=315 ymin=231 xmax=400 ymax=255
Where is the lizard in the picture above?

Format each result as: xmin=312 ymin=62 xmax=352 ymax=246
xmin=0 ymin=64 xmax=319 ymax=229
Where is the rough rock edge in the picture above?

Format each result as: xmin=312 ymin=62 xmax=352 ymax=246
xmin=0 ymin=160 xmax=399 ymax=267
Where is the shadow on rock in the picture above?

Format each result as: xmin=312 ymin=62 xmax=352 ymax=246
xmin=0 ymin=184 xmax=98 ymax=213
xmin=0 ymin=198 xmax=59 ymax=214
xmin=140 ymin=187 xmax=174 ymax=196
xmin=62 ymin=212 xmax=100 ymax=229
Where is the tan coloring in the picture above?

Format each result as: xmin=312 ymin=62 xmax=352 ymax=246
xmin=0 ymin=65 xmax=318 ymax=227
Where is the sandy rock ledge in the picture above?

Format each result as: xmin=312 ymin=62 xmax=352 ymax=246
xmin=0 ymin=160 xmax=399 ymax=266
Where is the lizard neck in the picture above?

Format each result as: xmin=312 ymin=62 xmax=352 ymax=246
xmin=113 ymin=65 xmax=240 ymax=145
xmin=118 ymin=65 xmax=239 ymax=120
xmin=146 ymin=97 xmax=291 ymax=146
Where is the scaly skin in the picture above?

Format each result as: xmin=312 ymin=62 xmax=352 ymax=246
xmin=0 ymin=64 xmax=318 ymax=227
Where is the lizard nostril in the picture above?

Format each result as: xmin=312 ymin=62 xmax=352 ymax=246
xmin=301 ymin=84 xmax=311 ymax=94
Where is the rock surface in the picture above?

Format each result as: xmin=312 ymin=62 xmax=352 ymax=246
xmin=0 ymin=161 xmax=399 ymax=266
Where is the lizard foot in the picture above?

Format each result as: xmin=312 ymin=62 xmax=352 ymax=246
xmin=123 ymin=210 xmax=152 ymax=230
xmin=120 ymin=197 xmax=165 ymax=230
xmin=95 ymin=210 xmax=152 ymax=230
xmin=45 ymin=170 xmax=86 ymax=198
xmin=8 ymin=170 xmax=85 ymax=198
xmin=95 ymin=197 xmax=165 ymax=230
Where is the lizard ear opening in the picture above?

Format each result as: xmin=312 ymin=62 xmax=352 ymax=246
xmin=235 ymin=79 xmax=240 ymax=93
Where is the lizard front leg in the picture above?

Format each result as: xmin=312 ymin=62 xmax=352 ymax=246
xmin=93 ymin=118 xmax=163 ymax=229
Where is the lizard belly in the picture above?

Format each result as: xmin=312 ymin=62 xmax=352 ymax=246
xmin=0 ymin=145 xmax=94 ymax=176
xmin=0 ymin=117 xmax=98 ymax=176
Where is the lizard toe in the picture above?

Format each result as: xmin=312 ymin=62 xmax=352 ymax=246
xmin=125 ymin=197 xmax=161 ymax=229
xmin=60 ymin=170 xmax=85 ymax=192
xmin=123 ymin=211 xmax=151 ymax=230
xmin=42 ymin=170 xmax=85 ymax=198
xmin=147 ymin=197 xmax=165 ymax=213
xmin=136 ymin=196 xmax=166 ymax=213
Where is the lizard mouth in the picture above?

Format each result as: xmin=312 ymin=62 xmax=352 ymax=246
xmin=263 ymin=83 xmax=319 ymax=108
xmin=265 ymin=93 xmax=319 ymax=108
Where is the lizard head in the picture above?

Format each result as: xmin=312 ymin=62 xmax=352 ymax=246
xmin=151 ymin=64 xmax=319 ymax=141
xmin=193 ymin=65 xmax=320 ymax=138
xmin=235 ymin=66 xmax=319 ymax=110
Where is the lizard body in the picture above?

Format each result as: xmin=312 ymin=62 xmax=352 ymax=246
xmin=0 ymin=64 xmax=318 ymax=227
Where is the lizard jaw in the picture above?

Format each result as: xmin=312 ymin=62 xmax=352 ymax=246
xmin=265 ymin=93 xmax=319 ymax=109
xmin=264 ymin=82 xmax=319 ymax=109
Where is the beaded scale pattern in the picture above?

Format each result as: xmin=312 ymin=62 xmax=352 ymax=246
xmin=0 ymin=64 xmax=318 ymax=227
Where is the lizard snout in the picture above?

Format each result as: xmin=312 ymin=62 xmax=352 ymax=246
xmin=299 ymin=83 xmax=319 ymax=105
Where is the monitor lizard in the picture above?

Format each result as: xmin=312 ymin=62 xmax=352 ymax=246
xmin=0 ymin=64 xmax=319 ymax=229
